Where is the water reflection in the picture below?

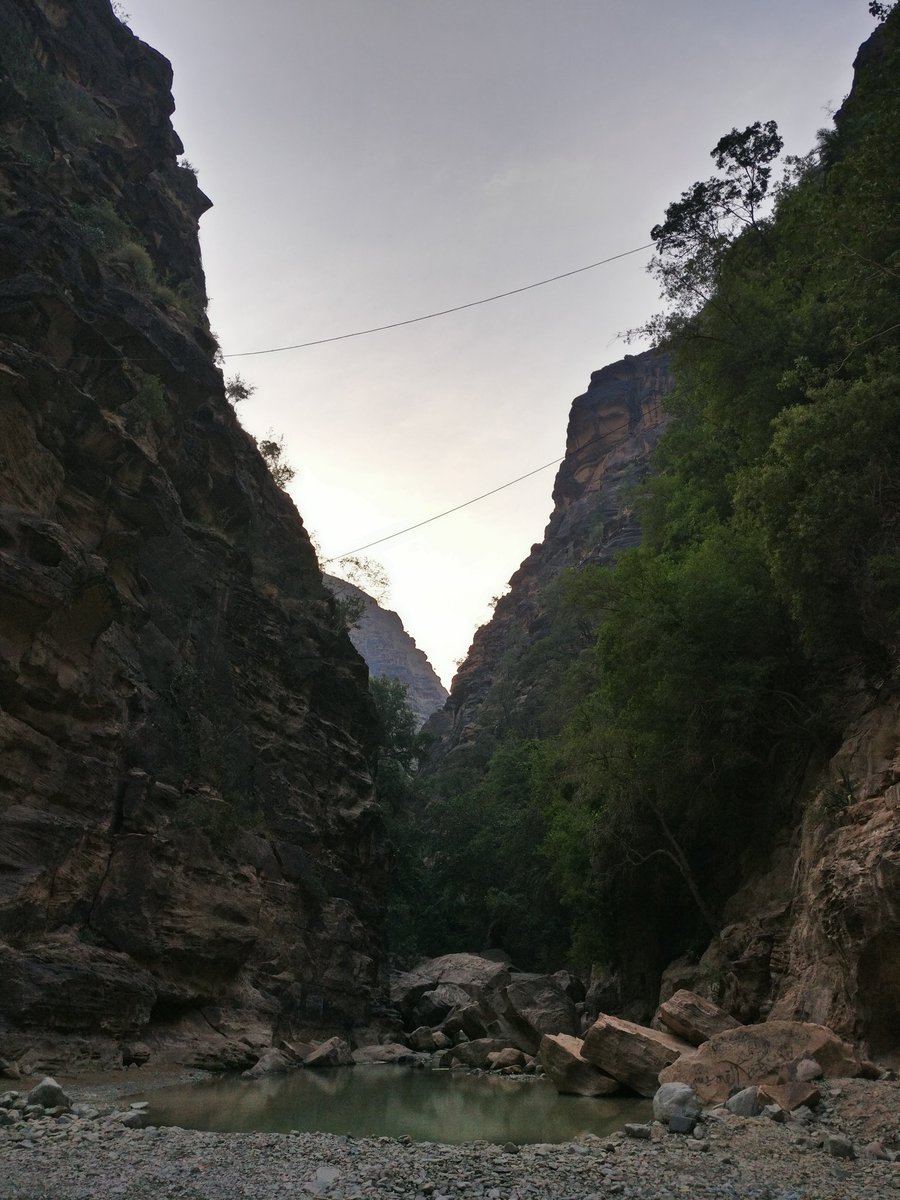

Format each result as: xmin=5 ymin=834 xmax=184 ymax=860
xmin=146 ymin=1067 xmax=650 ymax=1144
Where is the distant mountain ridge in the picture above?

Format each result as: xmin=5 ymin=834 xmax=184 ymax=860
xmin=325 ymin=576 xmax=448 ymax=726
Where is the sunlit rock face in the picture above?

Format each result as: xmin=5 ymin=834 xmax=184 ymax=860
xmin=0 ymin=0 xmax=386 ymax=1067
xmin=425 ymin=350 xmax=672 ymax=759
xmin=324 ymin=577 xmax=448 ymax=727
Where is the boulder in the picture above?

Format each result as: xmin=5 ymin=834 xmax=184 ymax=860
xmin=390 ymin=954 xmax=511 ymax=1021
xmin=658 ymin=1021 xmax=863 ymax=1104
xmin=486 ymin=1048 xmax=528 ymax=1070
xmin=26 ymin=1077 xmax=70 ymax=1110
xmin=411 ymin=984 xmax=471 ymax=1028
xmin=188 ymin=1040 xmax=258 ymax=1072
xmin=449 ymin=1038 xmax=512 ymax=1069
xmin=407 ymin=1026 xmax=436 ymax=1052
xmin=725 ymin=1086 xmax=760 ymax=1117
xmin=652 ymin=1082 xmax=701 ymax=1124
xmin=500 ymin=974 xmax=578 ymax=1052
xmin=540 ymin=1034 xmax=620 ymax=1097
xmin=581 ymin=1014 xmax=692 ymax=1097
xmin=656 ymin=990 xmax=740 ymax=1046
xmin=304 ymin=1037 xmax=354 ymax=1068
xmin=278 ymin=1040 xmax=314 ymax=1064
xmin=351 ymin=1043 xmax=415 ymax=1065
xmin=241 ymin=1049 xmax=292 ymax=1078
xmin=757 ymin=1081 xmax=821 ymax=1112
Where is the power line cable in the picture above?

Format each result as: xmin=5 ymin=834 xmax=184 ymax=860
xmin=325 ymin=413 xmax=653 ymax=562
xmin=224 ymin=244 xmax=654 ymax=359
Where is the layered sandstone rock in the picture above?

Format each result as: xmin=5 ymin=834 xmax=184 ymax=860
xmin=658 ymin=1021 xmax=863 ymax=1104
xmin=581 ymin=1013 xmax=691 ymax=1097
xmin=656 ymin=989 xmax=741 ymax=1046
xmin=0 ymin=0 xmax=385 ymax=1065
xmin=425 ymin=351 xmax=672 ymax=760
xmin=539 ymin=1033 xmax=620 ymax=1096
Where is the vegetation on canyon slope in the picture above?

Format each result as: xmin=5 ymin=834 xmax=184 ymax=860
xmin=386 ymin=6 xmax=900 ymax=974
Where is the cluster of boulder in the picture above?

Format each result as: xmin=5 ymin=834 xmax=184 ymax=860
xmin=374 ymin=953 xmax=890 ymax=1127
xmin=0 ymin=1077 xmax=152 ymax=1149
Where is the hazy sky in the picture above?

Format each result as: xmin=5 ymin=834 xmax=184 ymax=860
xmin=123 ymin=0 xmax=874 ymax=687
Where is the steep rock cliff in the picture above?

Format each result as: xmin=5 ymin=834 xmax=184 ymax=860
xmin=426 ymin=350 xmax=671 ymax=758
xmin=666 ymin=679 xmax=900 ymax=1064
xmin=324 ymin=576 xmax=447 ymax=727
xmin=0 ymin=0 xmax=385 ymax=1068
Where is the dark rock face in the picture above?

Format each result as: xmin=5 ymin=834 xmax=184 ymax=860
xmin=425 ymin=350 xmax=672 ymax=758
xmin=0 ymin=0 xmax=386 ymax=1061
xmin=324 ymin=576 xmax=447 ymax=727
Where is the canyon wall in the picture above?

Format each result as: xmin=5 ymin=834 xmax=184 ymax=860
xmin=426 ymin=350 xmax=671 ymax=759
xmin=0 ymin=0 xmax=386 ymax=1069
xmin=324 ymin=576 xmax=447 ymax=728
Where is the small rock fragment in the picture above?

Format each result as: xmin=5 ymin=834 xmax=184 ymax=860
xmin=623 ymin=1123 xmax=652 ymax=1139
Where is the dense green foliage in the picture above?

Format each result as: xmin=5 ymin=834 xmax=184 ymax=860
xmin=386 ymin=9 xmax=900 ymax=976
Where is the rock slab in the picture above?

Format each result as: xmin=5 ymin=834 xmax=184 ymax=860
xmin=581 ymin=1014 xmax=691 ymax=1097
xmin=656 ymin=989 xmax=741 ymax=1046
xmin=658 ymin=1020 xmax=863 ymax=1103
xmin=539 ymin=1034 xmax=620 ymax=1097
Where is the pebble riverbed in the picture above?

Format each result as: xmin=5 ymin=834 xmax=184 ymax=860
xmin=1 ymin=1077 xmax=898 ymax=1200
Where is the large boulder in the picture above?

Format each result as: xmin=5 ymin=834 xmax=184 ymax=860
xmin=449 ymin=1038 xmax=512 ymax=1069
xmin=500 ymin=974 xmax=578 ymax=1052
xmin=304 ymin=1037 xmax=354 ymax=1068
xmin=581 ymin=1014 xmax=692 ymax=1097
xmin=540 ymin=1034 xmax=620 ymax=1097
xmin=390 ymin=954 xmax=512 ymax=1022
xmin=658 ymin=1021 xmax=863 ymax=1104
xmin=351 ymin=1043 xmax=415 ymax=1065
xmin=656 ymin=989 xmax=741 ymax=1046
xmin=241 ymin=1049 xmax=292 ymax=1079
xmin=411 ymin=984 xmax=472 ymax=1029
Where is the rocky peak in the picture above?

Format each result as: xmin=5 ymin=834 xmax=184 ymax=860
xmin=426 ymin=349 xmax=672 ymax=758
xmin=324 ymin=576 xmax=448 ymax=727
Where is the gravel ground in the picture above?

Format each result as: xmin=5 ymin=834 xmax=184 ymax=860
xmin=1 ymin=1077 xmax=898 ymax=1200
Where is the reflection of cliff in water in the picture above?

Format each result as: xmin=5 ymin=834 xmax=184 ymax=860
xmin=146 ymin=1067 xmax=650 ymax=1143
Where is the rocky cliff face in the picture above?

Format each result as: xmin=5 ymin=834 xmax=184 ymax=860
xmin=426 ymin=350 xmax=671 ymax=758
xmin=0 ymin=0 xmax=386 ymax=1069
xmin=666 ymin=680 xmax=900 ymax=1065
xmin=324 ymin=576 xmax=447 ymax=727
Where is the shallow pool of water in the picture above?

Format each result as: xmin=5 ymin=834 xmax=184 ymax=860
xmin=144 ymin=1066 xmax=650 ymax=1145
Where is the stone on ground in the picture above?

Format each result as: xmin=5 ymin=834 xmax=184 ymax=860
xmin=26 ymin=1077 xmax=70 ymax=1109
xmin=652 ymin=1081 xmax=702 ymax=1123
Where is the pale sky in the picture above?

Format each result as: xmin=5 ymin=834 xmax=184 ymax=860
xmin=123 ymin=0 xmax=874 ymax=688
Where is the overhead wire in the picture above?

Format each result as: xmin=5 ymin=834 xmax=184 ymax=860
xmin=223 ymin=243 xmax=654 ymax=359
xmin=324 ymin=413 xmax=655 ymax=562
